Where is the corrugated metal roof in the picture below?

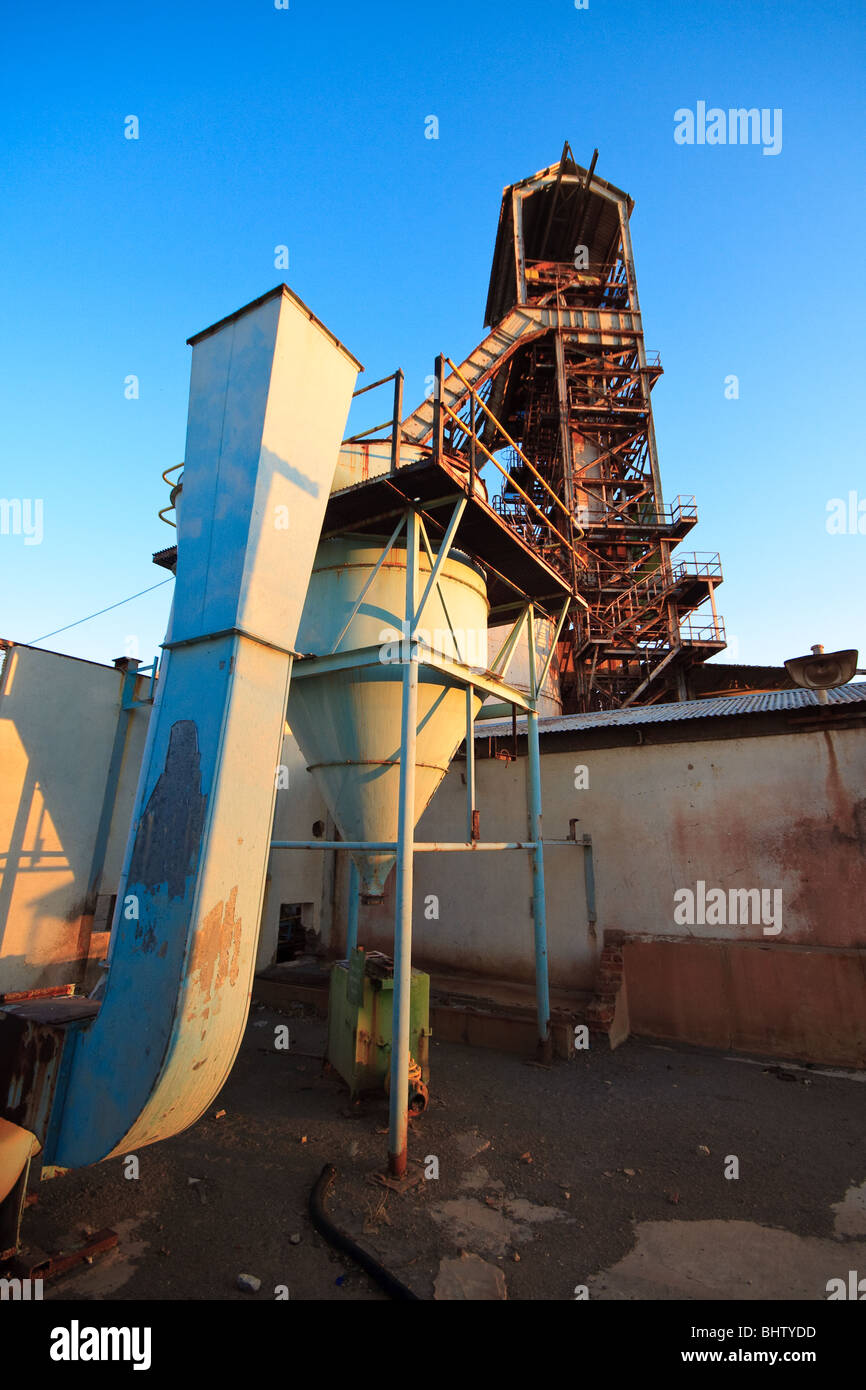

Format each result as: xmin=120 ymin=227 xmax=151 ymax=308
xmin=476 ymin=683 xmax=866 ymax=738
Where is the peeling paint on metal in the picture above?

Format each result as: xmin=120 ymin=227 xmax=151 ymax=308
xmin=128 ymin=721 xmax=207 ymax=904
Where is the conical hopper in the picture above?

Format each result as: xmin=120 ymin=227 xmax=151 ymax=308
xmin=288 ymin=535 xmax=489 ymax=897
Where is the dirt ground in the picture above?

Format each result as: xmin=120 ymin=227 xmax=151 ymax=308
xmin=23 ymin=1001 xmax=866 ymax=1302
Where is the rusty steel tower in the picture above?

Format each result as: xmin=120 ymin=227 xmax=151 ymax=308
xmin=402 ymin=143 xmax=725 ymax=711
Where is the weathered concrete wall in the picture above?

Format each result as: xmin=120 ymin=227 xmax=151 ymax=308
xmin=4 ymin=639 xmax=864 ymax=1069
xmin=260 ymin=718 xmax=866 ymax=1012
xmin=621 ymin=937 xmax=866 ymax=1067
xmin=0 ymin=645 xmax=150 ymax=993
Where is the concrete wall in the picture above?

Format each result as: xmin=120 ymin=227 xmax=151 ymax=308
xmin=3 ymin=639 xmax=864 ymax=1064
xmin=257 ymin=724 xmax=338 ymax=972
xmin=0 ymin=645 xmax=151 ymax=993
xmin=260 ymin=716 xmax=866 ymax=991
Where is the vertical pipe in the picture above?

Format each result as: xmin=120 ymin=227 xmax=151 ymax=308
xmin=526 ymin=608 xmax=551 ymax=1055
xmin=84 ymin=658 xmax=139 ymax=915
xmin=346 ymin=857 xmax=360 ymax=957
xmin=465 ymin=684 xmax=476 ymax=842
xmin=433 ymin=355 xmax=445 ymax=464
xmin=319 ymin=811 xmax=338 ymax=959
xmin=388 ymin=508 xmax=419 ymax=1177
xmin=582 ymin=834 xmax=597 ymax=929
xmin=391 ymin=370 xmax=403 ymax=474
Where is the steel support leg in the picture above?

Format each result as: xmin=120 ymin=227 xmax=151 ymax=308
xmin=388 ymin=510 xmax=419 ymax=1177
xmin=526 ymin=609 xmax=551 ymax=1055
xmin=346 ymin=858 xmax=360 ymax=956
xmin=465 ymin=684 xmax=476 ymax=842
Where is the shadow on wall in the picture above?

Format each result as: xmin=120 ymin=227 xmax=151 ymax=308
xmin=0 ymin=646 xmax=137 ymax=992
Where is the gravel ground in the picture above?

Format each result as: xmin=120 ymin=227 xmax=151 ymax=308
xmin=22 ymin=1001 xmax=866 ymax=1302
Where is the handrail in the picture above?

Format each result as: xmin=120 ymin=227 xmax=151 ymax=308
xmin=443 ymin=354 xmax=582 ymax=541
xmin=440 ymin=400 xmax=576 ymax=559
xmin=158 ymin=462 xmax=184 ymax=527
xmin=352 ymin=371 xmax=401 ymax=400
xmin=343 ymin=369 xmax=404 ymax=471
xmin=680 ymin=617 xmax=726 ymax=643
xmin=343 ymin=418 xmax=394 ymax=442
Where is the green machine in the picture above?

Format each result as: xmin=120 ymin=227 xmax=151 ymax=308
xmin=327 ymin=948 xmax=430 ymax=1108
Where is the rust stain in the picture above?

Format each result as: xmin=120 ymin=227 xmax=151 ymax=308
xmin=822 ymin=731 xmax=853 ymax=832
xmin=775 ymin=799 xmax=866 ymax=948
xmin=187 ymin=886 xmax=243 ymax=1021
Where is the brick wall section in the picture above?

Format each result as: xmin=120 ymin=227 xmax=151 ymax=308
xmin=586 ymin=930 xmax=630 ymax=1048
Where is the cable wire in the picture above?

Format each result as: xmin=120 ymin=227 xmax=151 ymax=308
xmin=27 ymin=577 xmax=174 ymax=645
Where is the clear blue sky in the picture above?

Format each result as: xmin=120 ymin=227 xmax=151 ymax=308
xmin=1 ymin=0 xmax=864 ymax=670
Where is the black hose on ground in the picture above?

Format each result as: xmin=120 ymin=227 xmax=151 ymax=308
xmin=309 ymin=1163 xmax=420 ymax=1301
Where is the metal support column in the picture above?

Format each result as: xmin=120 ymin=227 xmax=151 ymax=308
xmin=526 ymin=608 xmax=551 ymax=1057
xmin=346 ymin=858 xmax=360 ymax=956
xmin=432 ymin=355 xmax=445 ymax=464
xmin=390 ymin=369 xmax=403 ymax=473
xmin=465 ymin=684 xmax=477 ymax=842
xmin=388 ymin=508 xmax=419 ymax=1177
xmin=83 ymin=657 xmax=140 ymax=915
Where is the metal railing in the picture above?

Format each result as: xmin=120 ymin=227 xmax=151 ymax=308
xmin=668 ymin=494 xmax=697 ymax=524
xmin=432 ymin=352 xmax=586 ymax=562
xmin=343 ymin=369 xmax=404 ymax=472
xmin=671 ymin=552 xmax=723 ymax=582
xmin=158 ymin=463 xmax=183 ymax=528
xmin=680 ymin=616 xmax=726 ymax=644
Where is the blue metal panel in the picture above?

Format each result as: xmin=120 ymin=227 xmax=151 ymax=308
xmin=44 ymin=286 xmax=360 ymax=1167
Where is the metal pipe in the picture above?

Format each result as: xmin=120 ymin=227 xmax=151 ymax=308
xmin=342 ymin=419 xmax=394 ymax=442
xmin=433 ymin=355 xmax=445 ymax=464
xmin=271 ymin=841 xmax=538 ymax=851
xmin=351 ymin=370 xmax=400 ymax=399
xmin=413 ymin=842 xmax=535 ymax=851
xmin=84 ymin=658 xmax=139 ymax=916
xmin=389 ymin=508 xmax=419 ymax=1177
xmin=526 ymin=609 xmax=551 ymax=1053
xmin=346 ymin=858 xmax=360 ymax=956
xmin=272 ymin=841 xmax=397 ymax=851
xmin=465 ymin=684 xmax=476 ymax=843
xmin=391 ymin=370 xmax=403 ymax=473
xmin=582 ymin=833 xmax=597 ymax=927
